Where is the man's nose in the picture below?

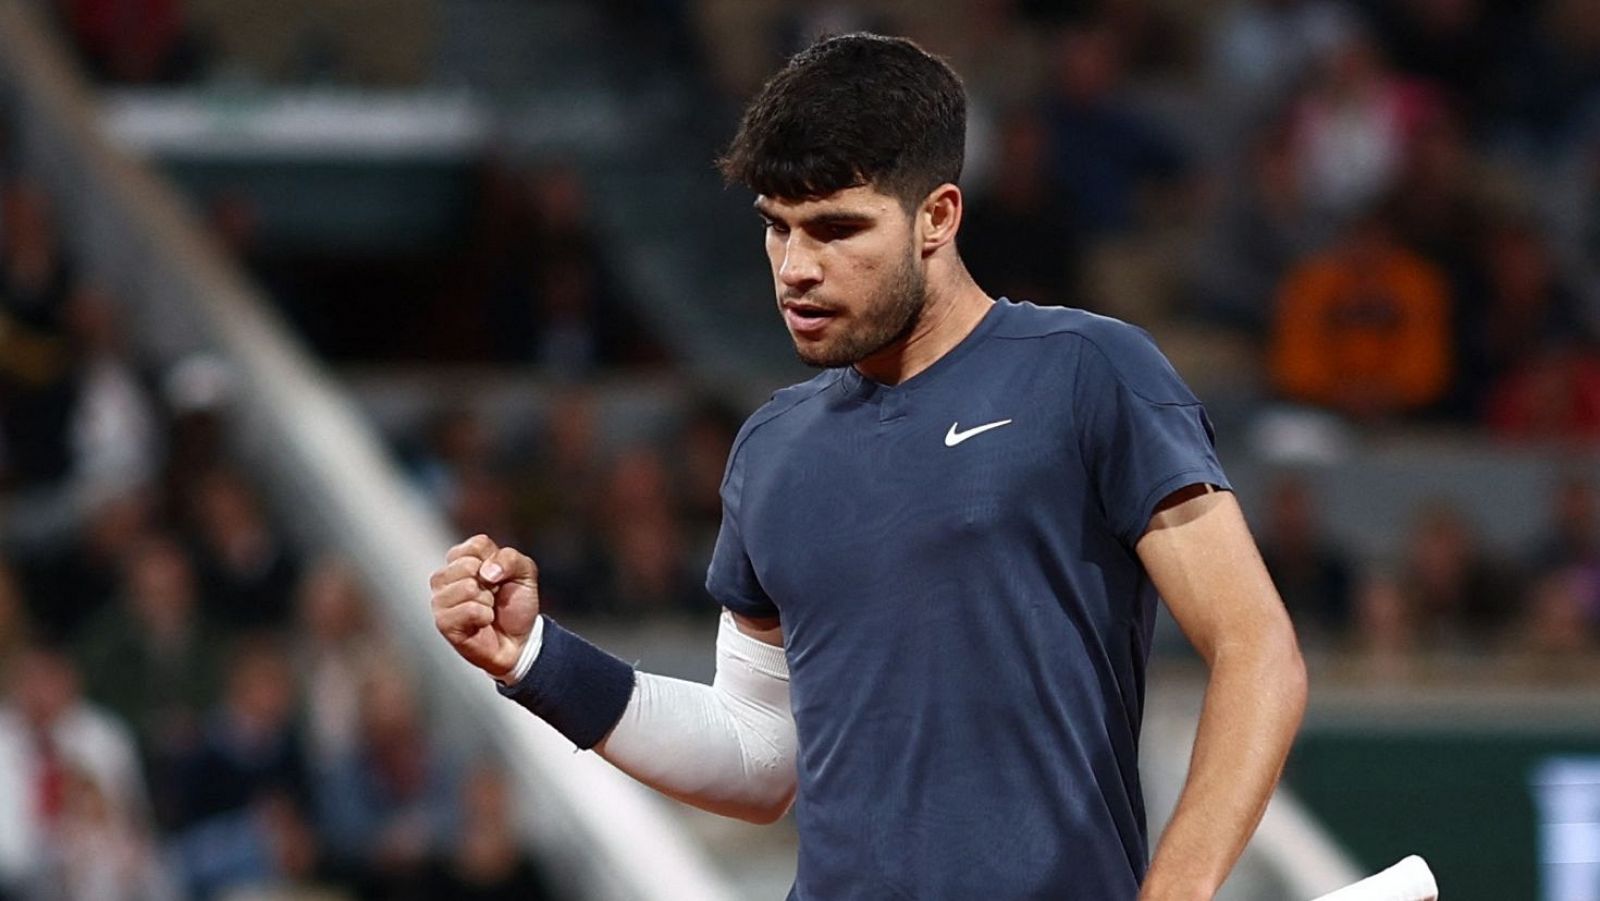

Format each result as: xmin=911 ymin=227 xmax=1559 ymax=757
xmin=779 ymin=238 xmax=822 ymax=290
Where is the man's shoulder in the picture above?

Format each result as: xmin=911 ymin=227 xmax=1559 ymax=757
xmin=993 ymin=301 xmax=1189 ymax=403
xmin=992 ymin=300 xmax=1156 ymax=357
xmin=727 ymin=369 xmax=843 ymax=462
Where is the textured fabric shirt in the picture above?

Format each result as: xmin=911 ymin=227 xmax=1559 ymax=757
xmin=707 ymin=299 xmax=1230 ymax=900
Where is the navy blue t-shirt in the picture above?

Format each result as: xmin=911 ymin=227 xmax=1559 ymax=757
xmin=707 ymin=299 xmax=1230 ymax=900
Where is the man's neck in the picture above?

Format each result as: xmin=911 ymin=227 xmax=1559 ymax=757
xmin=854 ymin=273 xmax=994 ymax=386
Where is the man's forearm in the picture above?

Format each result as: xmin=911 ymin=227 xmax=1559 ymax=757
xmin=597 ymin=663 xmax=797 ymax=824
xmin=1140 ymin=624 xmax=1307 ymax=900
xmin=511 ymin=611 xmax=796 ymax=824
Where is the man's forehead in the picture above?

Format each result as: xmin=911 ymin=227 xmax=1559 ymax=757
xmin=754 ymin=185 xmax=898 ymax=218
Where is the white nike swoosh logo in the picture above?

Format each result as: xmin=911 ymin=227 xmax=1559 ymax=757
xmin=944 ymin=419 xmax=1013 ymax=447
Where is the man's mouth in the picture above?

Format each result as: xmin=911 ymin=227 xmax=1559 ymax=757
xmin=782 ymin=302 xmax=839 ymax=337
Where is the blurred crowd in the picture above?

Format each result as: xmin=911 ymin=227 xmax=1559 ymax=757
xmin=37 ymin=0 xmax=1600 ymax=653
xmin=1 ymin=2 xmax=1596 ymax=896
xmin=391 ymin=0 xmax=1600 ymax=645
xmin=1255 ymin=471 xmax=1600 ymax=673
xmin=690 ymin=0 xmax=1600 ymax=435
xmin=46 ymin=0 xmax=432 ymax=86
xmin=402 ymin=393 xmax=739 ymax=623
xmin=0 ymin=157 xmax=557 ymax=899
xmin=404 ymin=388 xmax=1600 ymax=668
xmin=60 ymin=0 xmax=1600 ymax=434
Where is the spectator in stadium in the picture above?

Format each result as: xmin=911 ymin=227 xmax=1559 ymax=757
xmin=159 ymin=354 xmax=235 ymax=515
xmin=1514 ymin=568 xmax=1598 ymax=662
xmin=1193 ymin=121 xmax=1323 ymax=330
xmin=424 ymin=760 xmax=557 ymax=901
xmin=959 ymin=110 xmax=1081 ymax=309
xmin=1582 ymin=144 xmax=1600 ymax=274
xmin=528 ymin=256 xmax=618 ymax=378
xmin=1399 ymin=500 xmax=1519 ymax=647
xmin=1532 ymin=475 xmax=1600 ymax=574
xmin=184 ymin=467 xmax=300 ymax=633
xmin=1285 ymin=25 xmax=1441 ymax=224
xmin=1038 ymin=21 xmax=1189 ymax=238
xmin=595 ymin=447 xmax=703 ymax=617
xmin=1207 ymin=0 xmax=1354 ymax=135
xmin=74 ymin=535 xmax=221 ymax=828
xmin=60 ymin=282 xmax=162 ymax=504
xmin=316 ymin=663 xmax=458 ymax=898
xmin=56 ymin=0 xmax=204 ymax=84
xmin=1490 ymin=0 xmax=1600 ymax=155
xmin=518 ymin=393 xmax=607 ymax=617
xmin=0 ymin=179 xmax=77 ymax=497
xmin=22 ymin=487 xmax=156 ymax=642
xmin=1348 ymin=572 xmax=1419 ymax=679
xmin=1385 ymin=107 xmax=1489 ymax=352
xmin=168 ymin=791 xmax=327 ymax=901
xmin=471 ymin=164 xmax=658 ymax=371
xmin=1458 ymin=221 xmax=1592 ymax=417
xmin=411 ymin=406 xmax=498 ymax=514
xmin=0 ymin=178 xmax=72 ymax=331
xmin=1355 ymin=0 xmax=1503 ymax=128
xmin=0 ymin=560 xmax=31 ymax=666
xmin=31 ymin=766 xmax=179 ymax=901
xmin=0 ymin=647 xmax=153 ymax=897
xmin=1256 ymin=474 xmax=1355 ymax=647
xmin=448 ymin=466 xmax=524 ymax=554
xmin=1483 ymin=339 xmax=1600 ymax=442
xmin=294 ymin=557 xmax=389 ymax=772
xmin=1268 ymin=207 xmax=1454 ymax=419
xmin=1 ymin=280 xmax=159 ymax=573
xmin=675 ymin=398 xmax=744 ymax=565
xmin=166 ymin=636 xmax=310 ymax=831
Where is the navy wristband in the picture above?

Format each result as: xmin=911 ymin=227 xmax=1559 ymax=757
xmin=497 ymin=618 xmax=636 ymax=749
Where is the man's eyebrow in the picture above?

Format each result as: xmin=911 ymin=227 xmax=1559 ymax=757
xmin=752 ymin=200 xmax=875 ymax=227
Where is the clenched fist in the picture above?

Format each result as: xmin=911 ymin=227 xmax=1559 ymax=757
xmin=430 ymin=534 xmax=541 ymax=680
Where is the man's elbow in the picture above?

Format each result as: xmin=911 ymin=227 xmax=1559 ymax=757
xmin=1265 ymin=616 xmax=1308 ymax=720
xmin=727 ymin=787 xmax=796 ymax=825
xmin=1215 ymin=614 xmax=1307 ymax=714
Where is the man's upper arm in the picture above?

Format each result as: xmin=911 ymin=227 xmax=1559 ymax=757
xmin=1071 ymin=326 xmax=1230 ymax=549
xmin=731 ymin=611 xmax=784 ymax=648
xmin=707 ymin=418 xmax=782 ymax=620
xmin=1135 ymin=487 xmax=1295 ymax=661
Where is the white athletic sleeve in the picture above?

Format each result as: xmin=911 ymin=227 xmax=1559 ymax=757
xmin=596 ymin=610 xmax=797 ymax=824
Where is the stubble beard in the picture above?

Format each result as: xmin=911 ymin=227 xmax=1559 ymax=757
xmin=792 ymin=249 xmax=927 ymax=370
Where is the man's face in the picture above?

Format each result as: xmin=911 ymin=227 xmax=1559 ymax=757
xmin=756 ymin=185 xmax=927 ymax=369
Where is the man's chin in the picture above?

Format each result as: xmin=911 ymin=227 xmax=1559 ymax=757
xmin=794 ymin=345 xmax=842 ymax=369
xmin=791 ymin=338 xmax=852 ymax=369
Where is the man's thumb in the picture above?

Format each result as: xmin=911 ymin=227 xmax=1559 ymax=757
xmin=479 ymin=547 xmax=534 ymax=586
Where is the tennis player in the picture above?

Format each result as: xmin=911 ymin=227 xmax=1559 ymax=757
xmin=431 ymin=32 xmax=1306 ymax=900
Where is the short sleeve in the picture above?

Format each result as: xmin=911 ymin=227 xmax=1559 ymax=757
xmin=705 ymin=439 xmax=780 ymax=619
xmin=1073 ymin=326 xmax=1231 ymax=547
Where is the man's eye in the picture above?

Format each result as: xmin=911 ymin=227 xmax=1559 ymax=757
xmin=763 ymin=219 xmax=789 ymax=235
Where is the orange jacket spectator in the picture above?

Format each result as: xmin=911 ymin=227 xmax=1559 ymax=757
xmin=1270 ymin=218 xmax=1453 ymax=417
xmin=1485 ymin=347 xmax=1600 ymax=443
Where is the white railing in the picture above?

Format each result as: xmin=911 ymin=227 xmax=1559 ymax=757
xmin=0 ymin=3 xmax=737 ymax=899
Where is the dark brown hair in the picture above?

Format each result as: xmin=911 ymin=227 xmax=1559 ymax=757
xmin=718 ymin=33 xmax=966 ymax=208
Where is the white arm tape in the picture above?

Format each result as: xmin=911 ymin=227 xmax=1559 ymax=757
xmin=597 ymin=611 xmax=797 ymax=824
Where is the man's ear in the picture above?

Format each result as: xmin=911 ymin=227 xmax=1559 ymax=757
xmin=918 ymin=183 xmax=963 ymax=255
